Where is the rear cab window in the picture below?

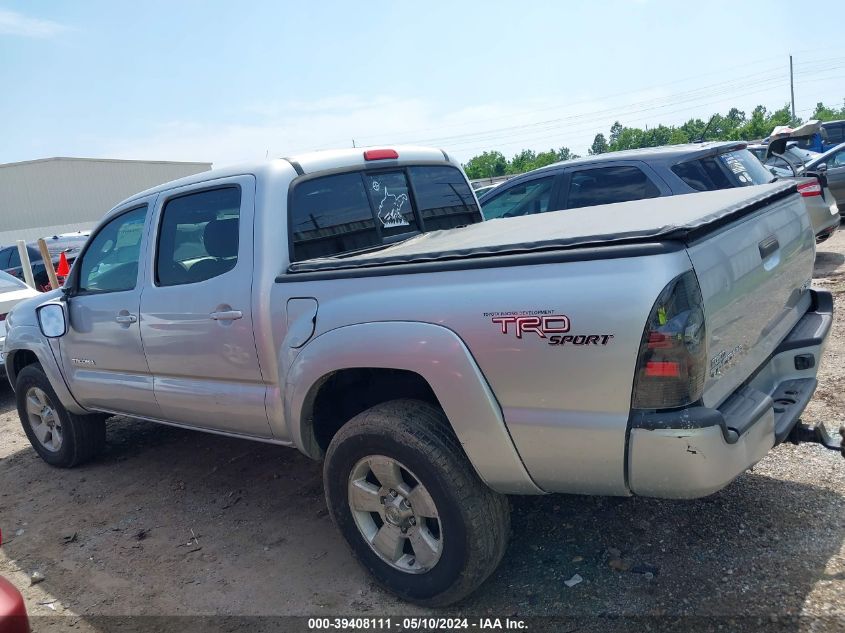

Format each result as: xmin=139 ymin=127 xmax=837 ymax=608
xmin=290 ymin=165 xmax=480 ymax=262
xmin=672 ymin=149 xmax=774 ymax=191
xmin=823 ymin=122 xmax=844 ymax=144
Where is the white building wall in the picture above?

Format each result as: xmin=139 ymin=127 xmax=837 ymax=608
xmin=0 ymin=158 xmax=211 ymax=244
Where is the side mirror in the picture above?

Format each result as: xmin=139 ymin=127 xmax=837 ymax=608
xmin=36 ymin=303 xmax=68 ymax=338
xmin=817 ymin=163 xmax=828 ymax=173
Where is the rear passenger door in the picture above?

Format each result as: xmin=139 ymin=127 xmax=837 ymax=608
xmin=140 ymin=176 xmax=272 ymax=438
xmin=822 ymin=148 xmax=845 ymax=205
xmin=559 ymin=162 xmax=668 ymax=210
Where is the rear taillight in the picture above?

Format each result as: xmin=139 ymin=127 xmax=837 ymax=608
xmin=631 ymin=271 xmax=706 ymax=409
xmin=797 ymin=179 xmax=822 ymax=197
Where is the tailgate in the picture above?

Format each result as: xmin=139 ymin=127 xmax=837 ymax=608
xmin=687 ymin=191 xmax=815 ymax=408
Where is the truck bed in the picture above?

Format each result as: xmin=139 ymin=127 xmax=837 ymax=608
xmin=288 ymin=182 xmax=797 ymax=273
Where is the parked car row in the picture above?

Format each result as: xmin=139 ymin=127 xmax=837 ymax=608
xmin=0 ymin=231 xmax=89 ymax=292
xmin=779 ymin=119 xmax=845 ymax=153
xmin=477 ymin=140 xmax=840 ymax=242
xmin=0 ymin=271 xmax=40 ymax=376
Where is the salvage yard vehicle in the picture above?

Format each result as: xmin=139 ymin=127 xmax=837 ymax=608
xmin=803 ymin=142 xmax=845 ymax=214
xmin=0 ymin=271 xmax=40 ymax=376
xmin=3 ymin=146 xmax=844 ymax=606
xmin=479 ymin=141 xmax=840 ymax=243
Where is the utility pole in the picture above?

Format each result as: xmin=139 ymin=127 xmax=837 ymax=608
xmin=352 ymin=139 xmax=356 ymax=148
xmin=789 ymin=55 xmax=796 ymax=122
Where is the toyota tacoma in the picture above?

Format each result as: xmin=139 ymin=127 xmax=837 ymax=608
xmin=3 ymin=146 xmax=840 ymax=605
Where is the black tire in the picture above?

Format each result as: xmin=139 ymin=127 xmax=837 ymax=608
xmin=15 ymin=364 xmax=106 ymax=467
xmin=323 ymin=399 xmax=510 ymax=606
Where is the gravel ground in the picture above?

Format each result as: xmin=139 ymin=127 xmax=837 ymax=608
xmin=1 ymin=227 xmax=845 ymax=633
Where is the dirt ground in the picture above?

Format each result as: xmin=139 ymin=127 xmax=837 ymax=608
xmin=2 ymin=227 xmax=845 ymax=632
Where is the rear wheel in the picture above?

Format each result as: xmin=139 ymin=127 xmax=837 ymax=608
xmin=323 ymin=399 xmax=510 ymax=606
xmin=15 ymin=364 xmax=106 ymax=467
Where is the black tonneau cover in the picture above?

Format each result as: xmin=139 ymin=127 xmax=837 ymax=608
xmin=288 ymin=183 xmax=797 ymax=274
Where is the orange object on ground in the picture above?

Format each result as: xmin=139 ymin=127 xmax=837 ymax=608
xmin=0 ymin=576 xmax=29 ymax=633
xmin=56 ymin=252 xmax=70 ymax=277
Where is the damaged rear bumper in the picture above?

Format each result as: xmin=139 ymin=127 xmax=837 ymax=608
xmin=627 ymin=289 xmax=833 ymax=499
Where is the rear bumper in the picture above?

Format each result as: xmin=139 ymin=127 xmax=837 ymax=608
xmin=805 ymin=193 xmax=840 ymax=240
xmin=627 ymin=289 xmax=833 ymax=498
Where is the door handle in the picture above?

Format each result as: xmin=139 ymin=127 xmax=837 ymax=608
xmin=210 ymin=310 xmax=243 ymax=321
xmin=758 ymin=235 xmax=779 ymax=259
xmin=115 ymin=314 xmax=138 ymax=324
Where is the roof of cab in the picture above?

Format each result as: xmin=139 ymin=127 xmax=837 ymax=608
xmin=109 ymin=145 xmax=452 ymax=215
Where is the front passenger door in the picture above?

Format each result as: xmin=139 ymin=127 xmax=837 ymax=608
xmin=59 ymin=202 xmax=160 ymax=418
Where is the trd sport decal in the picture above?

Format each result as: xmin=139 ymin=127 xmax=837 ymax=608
xmin=486 ymin=311 xmax=614 ymax=346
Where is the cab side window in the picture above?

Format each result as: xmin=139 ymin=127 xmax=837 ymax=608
xmin=567 ymin=165 xmax=660 ymax=208
xmin=156 ymin=187 xmax=241 ymax=287
xmin=824 ymin=123 xmax=844 ymax=144
xmin=78 ymin=206 xmax=147 ymax=294
xmin=481 ymin=176 xmax=557 ymax=220
xmin=830 ymin=149 xmax=845 ymax=168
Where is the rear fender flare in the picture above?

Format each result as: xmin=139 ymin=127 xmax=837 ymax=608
xmin=285 ymin=321 xmax=543 ymax=494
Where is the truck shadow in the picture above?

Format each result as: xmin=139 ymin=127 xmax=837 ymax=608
xmin=814 ymin=250 xmax=845 ymax=277
xmin=0 ymin=396 xmax=842 ymax=627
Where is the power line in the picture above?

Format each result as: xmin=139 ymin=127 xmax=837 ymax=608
xmin=408 ymin=67 xmax=842 ymax=154
xmin=393 ymin=75 xmax=791 ymax=148
xmin=364 ymin=52 xmax=845 ymax=144
xmin=448 ymin=76 xmax=845 ymax=157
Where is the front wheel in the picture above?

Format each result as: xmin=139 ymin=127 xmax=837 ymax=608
xmin=323 ymin=399 xmax=510 ymax=606
xmin=15 ymin=364 xmax=106 ymax=467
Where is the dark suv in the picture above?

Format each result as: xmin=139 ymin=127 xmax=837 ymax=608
xmin=478 ymin=141 xmax=840 ymax=241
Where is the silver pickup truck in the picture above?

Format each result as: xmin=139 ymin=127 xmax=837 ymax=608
xmin=3 ymin=146 xmax=841 ymax=606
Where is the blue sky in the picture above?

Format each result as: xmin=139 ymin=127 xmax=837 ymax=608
xmin=2 ymin=0 xmax=844 ymax=166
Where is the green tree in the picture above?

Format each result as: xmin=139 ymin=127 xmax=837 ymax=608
xmin=769 ymin=103 xmax=797 ymax=128
xmin=460 ymin=97 xmax=843 ymax=174
xmin=556 ymin=146 xmax=579 ymax=162
xmin=507 ymin=149 xmax=537 ymax=174
xmin=609 ymin=121 xmax=623 ymax=146
xmin=589 ymin=133 xmax=609 ymax=155
xmin=680 ymin=117 xmax=707 ymax=141
xmin=531 ymin=149 xmax=561 ymax=170
xmin=463 ymin=151 xmax=507 ymax=179
xmin=669 ymin=128 xmax=689 ymax=145
xmin=811 ymin=100 xmax=845 ymax=121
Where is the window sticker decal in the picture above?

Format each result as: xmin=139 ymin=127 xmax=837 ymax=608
xmin=377 ymin=186 xmax=410 ymax=228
